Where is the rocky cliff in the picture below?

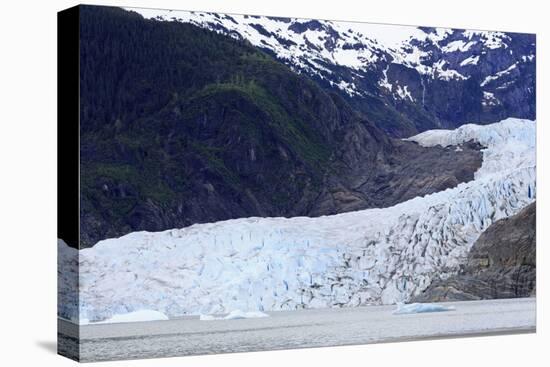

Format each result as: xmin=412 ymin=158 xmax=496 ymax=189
xmin=412 ymin=202 xmax=536 ymax=302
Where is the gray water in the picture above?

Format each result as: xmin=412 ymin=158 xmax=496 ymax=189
xmin=59 ymin=298 xmax=535 ymax=362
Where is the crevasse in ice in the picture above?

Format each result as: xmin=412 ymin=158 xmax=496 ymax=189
xmin=58 ymin=118 xmax=536 ymax=322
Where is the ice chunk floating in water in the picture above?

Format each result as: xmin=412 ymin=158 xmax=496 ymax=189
xmin=200 ymin=310 xmax=269 ymax=321
xmin=393 ymin=303 xmax=455 ymax=315
xmin=90 ymin=310 xmax=169 ymax=324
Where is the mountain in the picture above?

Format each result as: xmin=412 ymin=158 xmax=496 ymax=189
xmin=78 ymin=6 xmax=482 ymax=248
xmin=60 ymin=118 xmax=535 ymax=321
xmin=130 ymin=7 xmax=536 ymax=137
xmin=412 ymin=202 xmax=536 ymax=302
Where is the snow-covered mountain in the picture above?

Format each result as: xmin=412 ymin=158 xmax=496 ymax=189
xmin=59 ymin=118 xmax=535 ymax=322
xmin=126 ymin=7 xmax=536 ymax=136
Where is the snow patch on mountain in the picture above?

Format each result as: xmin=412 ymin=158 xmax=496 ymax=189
xmin=124 ymin=7 xmax=520 ymax=98
xmin=482 ymin=91 xmax=499 ymax=106
xmin=431 ymin=60 xmax=467 ymax=81
xmin=442 ymin=40 xmax=476 ymax=53
xmin=481 ymin=63 xmax=518 ymax=87
xmin=460 ymin=55 xmax=479 ymax=66
xmin=396 ymin=85 xmax=414 ymax=101
xmin=58 ymin=118 xmax=535 ymax=322
xmin=463 ymin=30 xmax=510 ymax=49
xmin=125 ymin=7 xmax=397 ymax=96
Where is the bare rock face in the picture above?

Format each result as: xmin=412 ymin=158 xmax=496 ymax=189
xmin=308 ymin=140 xmax=483 ymax=215
xmin=413 ymin=202 xmax=536 ymax=302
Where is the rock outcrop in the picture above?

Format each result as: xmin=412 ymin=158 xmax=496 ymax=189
xmin=412 ymin=202 xmax=536 ymax=302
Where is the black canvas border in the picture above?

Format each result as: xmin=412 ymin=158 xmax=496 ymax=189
xmin=57 ymin=4 xmax=80 ymax=362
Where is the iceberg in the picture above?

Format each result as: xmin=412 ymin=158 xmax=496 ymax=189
xmin=393 ymin=302 xmax=455 ymax=315
xmin=80 ymin=310 xmax=169 ymax=325
xmin=200 ymin=310 xmax=269 ymax=321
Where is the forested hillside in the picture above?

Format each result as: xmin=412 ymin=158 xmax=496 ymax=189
xmin=78 ymin=6 xmax=482 ymax=247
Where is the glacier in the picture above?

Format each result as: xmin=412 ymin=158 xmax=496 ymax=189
xmin=59 ymin=118 xmax=536 ymax=322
